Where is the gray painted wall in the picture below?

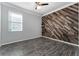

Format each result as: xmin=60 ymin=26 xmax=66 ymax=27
xmin=1 ymin=3 xmax=42 ymax=45
xmin=0 ymin=4 xmax=1 ymax=46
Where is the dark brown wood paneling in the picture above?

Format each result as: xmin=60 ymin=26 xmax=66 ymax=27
xmin=42 ymin=3 xmax=78 ymax=44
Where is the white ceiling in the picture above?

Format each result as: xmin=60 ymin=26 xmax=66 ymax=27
xmin=10 ymin=2 xmax=75 ymax=16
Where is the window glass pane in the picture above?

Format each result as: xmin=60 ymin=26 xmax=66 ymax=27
xmin=8 ymin=11 xmax=23 ymax=31
xmin=9 ymin=12 xmax=22 ymax=22
xmin=10 ymin=23 xmax=22 ymax=31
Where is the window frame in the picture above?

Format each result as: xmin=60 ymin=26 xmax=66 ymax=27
xmin=8 ymin=11 xmax=23 ymax=32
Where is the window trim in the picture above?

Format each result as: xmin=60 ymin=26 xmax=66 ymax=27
xmin=8 ymin=11 xmax=23 ymax=32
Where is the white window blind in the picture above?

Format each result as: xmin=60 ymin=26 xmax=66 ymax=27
xmin=8 ymin=11 xmax=23 ymax=31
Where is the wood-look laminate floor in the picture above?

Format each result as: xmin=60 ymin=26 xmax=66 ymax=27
xmin=0 ymin=37 xmax=78 ymax=56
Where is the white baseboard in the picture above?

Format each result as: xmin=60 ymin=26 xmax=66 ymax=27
xmin=42 ymin=36 xmax=79 ymax=47
xmin=1 ymin=35 xmax=78 ymax=47
xmin=1 ymin=35 xmax=41 ymax=46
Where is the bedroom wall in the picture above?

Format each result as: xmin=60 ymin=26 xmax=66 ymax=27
xmin=42 ymin=3 xmax=78 ymax=44
xmin=1 ymin=3 xmax=42 ymax=45
xmin=0 ymin=4 xmax=1 ymax=46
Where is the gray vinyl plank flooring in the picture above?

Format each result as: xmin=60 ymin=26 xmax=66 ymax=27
xmin=0 ymin=37 xmax=78 ymax=56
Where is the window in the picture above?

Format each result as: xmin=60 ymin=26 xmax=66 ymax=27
xmin=8 ymin=11 xmax=23 ymax=31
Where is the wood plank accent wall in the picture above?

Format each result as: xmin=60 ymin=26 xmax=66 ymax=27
xmin=42 ymin=3 xmax=79 ymax=44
